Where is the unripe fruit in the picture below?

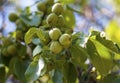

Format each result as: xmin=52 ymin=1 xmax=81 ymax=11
xmin=52 ymin=3 xmax=64 ymax=15
xmin=16 ymin=19 xmax=28 ymax=31
xmin=50 ymin=41 xmax=63 ymax=54
xmin=37 ymin=2 xmax=46 ymax=12
xmin=7 ymin=45 xmax=17 ymax=55
xmin=16 ymin=19 xmax=21 ymax=26
xmin=49 ymin=28 xmax=62 ymax=40
xmin=9 ymin=13 xmax=18 ymax=22
xmin=59 ymin=34 xmax=71 ymax=48
xmin=56 ymin=15 xmax=65 ymax=27
xmin=2 ymin=38 xmax=12 ymax=46
xmin=2 ymin=48 xmax=9 ymax=57
xmin=16 ymin=30 xmax=23 ymax=40
xmin=46 ymin=13 xmax=58 ymax=26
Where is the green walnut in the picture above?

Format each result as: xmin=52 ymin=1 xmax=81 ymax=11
xmin=16 ymin=30 xmax=23 ymax=40
xmin=9 ymin=13 xmax=18 ymax=22
xmin=50 ymin=41 xmax=63 ymax=54
xmin=46 ymin=13 xmax=58 ymax=26
xmin=37 ymin=2 xmax=46 ymax=12
xmin=59 ymin=34 xmax=71 ymax=48
xmin=49 ymin=28 xmax=62 ymax=40
xmin=56 ymin=15 xmax=65 ymax=27
xmin=15 ymin=19 xmax=24 ymax=27
xmin=7 ymin=44 xmax=17 ymax=55
xmin=16 ymin=19 xmax=28 ymax=32
xmin=52 ymin=3 xmax=64 ymax=15
xmin=2 ymin=38 xmax=12 ymax=46
xmin=2 ymin=48 xmax=9 ymax=57
xmin=15 ymin=19 xmax=21 ymax=26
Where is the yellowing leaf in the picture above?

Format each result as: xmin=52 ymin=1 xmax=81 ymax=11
xmin=24 ymin=28 xmax=37 ymax=44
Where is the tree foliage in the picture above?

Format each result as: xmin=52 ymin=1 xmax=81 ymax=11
xmin=0 ymin=0 xmax=120 ymax=83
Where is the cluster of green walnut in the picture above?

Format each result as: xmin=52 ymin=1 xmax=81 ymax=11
xmin=1 ymin=38 xmax=17 ymax=57
xmin=37 ymin=1 xmax=72 ymax=54
xmin=8 ymin=10 xmax=28 ymax=41
xmin=8 ymin=12 xmax=25 ymax=41
xmin=39 ymin=3 xmax=71 ymax=54
xmin=8 ymin=0 xmax=72 ymax=55
xmin=49 ymin=28 xmax=71 ymax=54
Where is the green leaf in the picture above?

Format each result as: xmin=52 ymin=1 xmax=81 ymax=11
xmin=114 ymin=76 xmax=120 ymax=83
xmin=36 ymin=29 xmax=46 ymax=42
xmin=71 ymin=32 xmax=82 ymax=41
xmin=0 ymin=65 xmax=5 ymax=83
xmin=69 ymin=44 xmax=87 ymax=67
xmin=100 ymin=74 xmax=116 ymax=83
xmin=33 ymin=45 xmax=42 ymax=57
xmin=96 ymin=33 xmax=119 ymax=54
xmin=25 ymin=55 xmax=44 ymax=82
xmin=90 ymin=30 xmax=119 ymax=53
xmin=20 ymin=12 xmax=42 ymax=27
xmin=32 ymin=38 xmax=40 ymax=45
xmin=14 ymin=58 xmax=30 ymax=83
xmin=24 ymin=27 xmax=37 ymax=44
xmin=52 ymin=70 xmax=63 ymax=83
xmin=17 ymin=45 xmax=27 ymax=58
xmin=54 ymin=60 xmax=65 ymax=70
xmin=90 ymin=30 xmax=100 ymax=37
xmin=71 ymin=32 xmax=85 ymax=45
xmin=9 ymin=57 xmax=30 ymax=83
xmin=9 ymin=57 xmax=17 ymax=74
xmin=113 ymin=53 xmax=120 ymax=60
xmin=63 ymin=9 xmax=75 ymax=29
xmin=25 ymin=28 xmax=45 ymax=44
xmin=62 ymin=63 xmax=77 ymax=83
xmin=100 ymin=74 xmax=120 ymax=83
xmin=86 ymin=39 xmax=114 ymax=75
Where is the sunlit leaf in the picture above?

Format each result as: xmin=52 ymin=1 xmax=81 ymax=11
xmin=96 ymin=33 xmax=119 ymax=54
xmin=105 ymin=20 xmax=120 ymax=43
xmin=90 ymin=30 xmax=119 ymax=54
xmin=86 ymin=39 xmax=114 ymax=75
xmin=114 ymin=53 xmax=120 ymax=60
